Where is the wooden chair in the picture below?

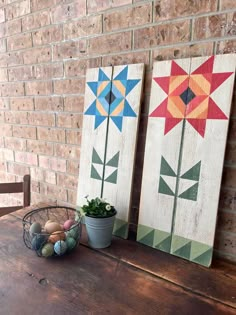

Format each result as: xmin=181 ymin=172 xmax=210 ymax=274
xmin=0 ymin=175 xmax=30 ymax=217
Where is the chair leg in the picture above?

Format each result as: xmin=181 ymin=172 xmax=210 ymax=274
xmin=23 ymin=175 xmax=31 ymax=207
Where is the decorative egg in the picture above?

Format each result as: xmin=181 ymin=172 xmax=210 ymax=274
xmin=41 ymin=243 xmax=54 ymax=257
xmin=63 ymin=219 xmax=74 ymax=231
xmin=66 ymin=224 xmax=79 ymax=240
xmin=66 ymin=237 xmax=76 ymax=251
xmin=29 ymin=222 xmax=42 ymax=236
xmin=45 ymin=219 xmax=54 ymax=226
xmin=48 ymin=231 xmax=66 ymax=244
xmin=45 ymin=222 xmax=63 ymax=234
xmin=32 ymin=234 xmax=47 ymax=251
xmin=54 ymin=240 xmax=67 ymax=256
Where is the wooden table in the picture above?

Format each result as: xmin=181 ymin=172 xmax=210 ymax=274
xmin=1 ymin=204 xmax=236 ymax=315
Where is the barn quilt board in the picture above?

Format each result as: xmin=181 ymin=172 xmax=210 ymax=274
xmin=77 ymin=64 xmax=144 ymax=239
xmin=137 ymin=54 xmax=236 ymax=266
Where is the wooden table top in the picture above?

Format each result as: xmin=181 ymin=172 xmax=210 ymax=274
xmin=1 ymin=204 xmax=236 ymax=315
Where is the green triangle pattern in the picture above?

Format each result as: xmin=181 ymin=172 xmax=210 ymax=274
xmin=160 ymin=156 xmax=177 ymax=177
xmin=178 ymin=182 xmax=199 ymax=201
xmin=92 ymin=148 xmax=103 ymax=165
xmin=113 ymin=218 xmax=128 ymax=239
xmin=171 ymin=235 xmax=190 ymax=254
xmin=155 ymin=235 xmax=172 ymax=253
xmin=137 ymin=224 xmax=154 ymax=246
xmin=91 ymin=165 xmax=102 ymax=180
xmin=105 ymin=169 xmax=117 ymax=184
xmin=181 ymin=161 xmax=201 ymax=181
xmin=191 ymin=248 xmax=213 ymax=267
xmin=106 ymin=152 xmax=119 ymax=167
xmin=173 ymin=241 xmax=191 ymax=259
xmin=159 ymin=176 xmax=175 ymax=196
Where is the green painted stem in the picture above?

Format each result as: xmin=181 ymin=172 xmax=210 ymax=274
xmin=171 ymin=118 xmax=186 ymax=234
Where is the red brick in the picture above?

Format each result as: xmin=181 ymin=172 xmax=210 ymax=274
xmin=219 ymin=188 xmax=236 ymax=211
xmin=50 ymin=157 xmax=66 ymax=172
xmin=1 ymin=124 xmax=12 ymax=136
xmin=64 ymin=15 xmax=102 ymax=40
xmin=88 ymin=32 xmax=131 ymax=55
xmin=55 ymin=143 xmax=80 ymax=160
xmin=5 ymin=111 xmax=28 ymax=124
xmin=15 ymin=151 xmax=38 ymax=166
xmin=7 ymin=33 xmax=32 ymax=51
xmin=0 ymin=111 xmax=4 ymax=122
xmin=5 ymin=0 xmax=30 ymax=20
xmin=8 ymin=65 xmax=34 ymax=81
xmin=67 ymin=189 xmax=77 ymax=204
xmin=5 ymin=19 xmax=23 ymax=36
xmin=102 ymin=51 xmax=149 ymax=67
xmin=64 ymin=58 xmax=101 ymax=77
xmin=31 ymin=0 xmax=55 ymax=12
xmin=67 ymin=160 xmax=79 ymax=175
xmin=1 ymin=82 xmax=24 ymax=97
xmin=2 ymin=148 xmax=14 ymax=161
xmin=104 ymin=4 xmax=151 ymax=32
xmin=87 ymin=0 xmax=110 ymax=13
xmin=0 ymin=38 xmax=6 ymax=53
xmin=217 ymin=211 xmax=236 ymax=233
xmin=25 ymin=81 xmax=52 ymax=96
xmin=13 ymin=125 xmax=37 ymax=139
xmin=154 ymin=0 xmax=217 ymax=21
xmin=193 ymin=14 xmax=227 ymax=40
xmin=134 ymin=21 xmax=190 ymax=49
xmin=64 ymin=95 xmax=84 ymax=112
xmin=0 ymin=8 xmax=5 ymax=23
xmin=38 ymin=155 xmax=50 ymax=169
xmin=37 ymin=127 xmax=65 ymax=143
xmin=40 ymin=182 xmax=67 ymax=201
xmin=4 ymin=137 xmax=26 ymax=151
xmin=53 ymin=40 xmax=87 ymax=61
xmin=28 ymin=112 xmax=55 ymax=126
xmin=30 ymin=167 xmax=44 ymax=181
xmin=217 ymin=40 xmax=236 ymax=54
xmin=220 ymin=0 xmax=236 ymax=10
xmin=10 ymin=97 xmax=34 ymax=111
xmin=222 ymin=166 xmax=236 ymax=189
xmin=57 ymin=113 xmax=82 ymax=129
xmin=52 ymin=2 xmax=86 ymax=23
xmin=152 ymin=43 xmax=214 ymax=62
xmin=0 ymin=51 xmax=23 ymax=67
xmin=44 ymin=170 xmax=56 ymax=185
xmin=8 ymin=162 xmax=30 ymax=176
xmin=66 ymin=130 xmax=81 ymax=145
xmin=215 ymin=231 xmax=236 ymax=256
xmin=0 ymin=98 xmax=9 ymax=110
xmin=22 ymin=10 xmax=51 ymax=31
xmin=26 ymin=139 xmax=53 ymax=155
xmin=57 ymin=173 xmax=78 ymax=190
xmin=34 ymin=63 xmax=63 ymax=79
xmin=54 ymin=78 xmax=85 ymax=95
xmin=32 ymin=25 xmax=63 ymax=46
xmin=31 ymin=180 xmax=40 ymax=193
xmin=35 ymin=96 xmax=63 ymax=111
xmin=22 ymin=46 xmax=52 ymax=65
xmin=0 ymin=68 xmax=8 ymax=81
xmin=225 ymin=142 xmax=236 ymax=165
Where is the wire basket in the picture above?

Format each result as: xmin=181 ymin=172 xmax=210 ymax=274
xmin=22 ymin=206 xmax=81 ymax=257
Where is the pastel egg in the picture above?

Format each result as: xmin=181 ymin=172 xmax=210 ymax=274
xmin=66 ymin=237 xmax=76 ymax=251
xmin=29 ymin=222 xmax=42 ymax=236
xmin=54 ymin=240 xmax=67 ymax=256
xmin=45 ymin=222 xmax=63 ymax=234
xmin=41 ymin=243 xmax=54 ymax=257
xmin=48 ymin=231 xmax=66 ymax=244
xmin=32 ymin=235 xmax=47 ymax=251
xmin=63 ymin=219 xmax=74 ymax=231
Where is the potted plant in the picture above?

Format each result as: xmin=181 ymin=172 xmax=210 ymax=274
xmin=77 ymin=196 xmax=117 ymax=249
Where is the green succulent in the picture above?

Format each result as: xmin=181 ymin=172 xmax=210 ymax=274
xmin=78 ymin=196 xmax=116 ymax=218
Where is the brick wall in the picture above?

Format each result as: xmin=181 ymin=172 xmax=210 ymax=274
xmin=0 ymin=0 xmax=235 ymax=262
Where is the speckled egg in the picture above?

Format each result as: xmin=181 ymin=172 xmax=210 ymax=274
xmin=66 ymin=237 xmax=76 ymax=251
xmin=41 ymin=243 xmax=54 ymax=257
xmin=54 ymin=240 xmax=67 ymax=256
xmin=45 ymin=222 xmax=63 ymax=234
xmin=63 ymin=219 xmax=74 ymax=231
xmin=29 ymin=222 xmax=42 ymax=236
xmin=31 ymin=234 xmax=47 ymax=251
xmin=48 ymin=231 xmax=66 ymax=244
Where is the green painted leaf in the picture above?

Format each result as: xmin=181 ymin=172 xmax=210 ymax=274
xmin=181 ymin=161 xmax=201 ymax=181
xmin=178 ymin=182 xmax=199 ymax=201
xmin=91 ymin=165 xmax=102 ymax=180
xmin=160 ymin=156 xmax=177 ymax=177
xmin=159 ymin=176 xmax=175 ymax=196
xmin=92 ymin=148 xmax=103 ymax=165
xmin=106 ymin=152 xmax=120 ymax=167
